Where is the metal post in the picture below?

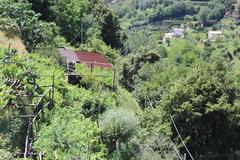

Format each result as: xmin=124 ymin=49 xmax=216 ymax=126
xmin=90 ymin=63 xmax=93 ymax=73
xmin=52 ymin=74 xmax=55 ymax=107
xmin=39 ymin=152 xmax=43 ymax=160
xmin=81 ymin=23 xmax=84 ymax=44
xmin=24 ymin=118 xmax=31 ymax=158
xmin=8 ymin=43 xmax=11 ymax=55
xmin=184 ymin=153 xmax=187 ymax=160
xmin=112 ymin=69 xmax=116 ymax=90
xmin=145 ymin=89 xmax=147 ymax=108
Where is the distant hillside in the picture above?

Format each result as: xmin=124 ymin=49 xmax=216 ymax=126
xmin=109 ymin=0 xmax=236 ymax=30
xmin=0 ymin=31 xmax=26 ymax=53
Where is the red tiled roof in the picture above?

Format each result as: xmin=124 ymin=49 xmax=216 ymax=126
xmin=58 ymin=48 xmax=112 ymax=68
xmin=75 ymin=51 xmax=112 ymax=68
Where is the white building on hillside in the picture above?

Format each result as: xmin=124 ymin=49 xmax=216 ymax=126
xmin=208 ymin=31 xmax=222 ymax=41
xmin=173 ymin=28 xmax=184 ymax=37
xmin=163 ymin=33 xmax=174 ymax=41
xmin=163 ymin=28 xmax=185 ymax=42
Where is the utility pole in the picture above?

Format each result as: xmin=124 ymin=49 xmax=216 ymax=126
xmin=112 ymin=69 xmax=116 ymax=90
xmin=52 ymin=74 xmax=55 ymax=108
xmin=81 ymin=23 xmax=84 ymax=44
xmin=145 ymin=89 xmax=147 ymax=108
xmin=8 ymin=43 xmax=11 ymax=55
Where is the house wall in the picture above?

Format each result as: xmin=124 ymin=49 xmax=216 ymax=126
xmin=208 ymin=33 xmax=221 ymax=41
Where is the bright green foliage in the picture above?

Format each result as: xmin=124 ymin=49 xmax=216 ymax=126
xmin=75 ymin=63 xmax=114 ymax=89
xmin=0 ymin=47 xmax=142 ymax=159
xmin=0 ymin=86 xmax=13 ymax=110
xmin=0 ymin=136 xmax=13 ymax=159
xmin=2 ymin=0 xmax=240 ymax=159
xmin=46 ymin=0 xmax=90 ymax=43
xmin=138 ymin=108 xmax=171 ymax=138
xmin=0 ymin=17 xmax=19 ymax=37
xmin=34 ymin=108 xmax=106 ymax=159
xmin=0 ymin=149 xmax=13 ymax=160
xmin=167 ymin=39 xmax=201 ymax=64
xmin=115 ymin=88 xmax=140 ymax=112
xmin=0 ymin=0 xmax=60 ymax=52
xmin=0 ymin=49 xmax=66 ymax=153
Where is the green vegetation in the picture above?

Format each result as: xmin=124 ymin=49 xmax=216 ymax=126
xmin=109 ymin=0 xmax=235 ymax=29
xmin=1 ymin=0 xmax=240 ymax=159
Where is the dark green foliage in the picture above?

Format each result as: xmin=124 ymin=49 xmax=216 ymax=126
xmin=27 ymin=0 xmax=52 ymax=21
xmin=150 ymin=2 xmax=196 ymax=23
xmin=160 ymin=62 xmax=240 ymax=159
xmin=0 ymin=110 xmax=25 ymax=153
xmin=92 ymin=3 xmax=123 ymax=49
xmin=119 ymin=48 xmax=162 ymax=91
xmin=198 ymin=0 xmax=235 ymax=26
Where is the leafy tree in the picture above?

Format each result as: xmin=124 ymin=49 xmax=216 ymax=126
xmin=0 ymin=17 xmax=19 ymax=37
xmin=100 ymin=109 xmax=139 ymax=153
xmin=135 ymin=134 xmax=178 ymax=160
xmin=0 ymin=149 xmax=13 ymax=160
xmin=198 ymin=7 xmax=210 ymax=26
xmin=159 ymin=62 xmax=240 ymax=159
xmin=45 ymin=0 xmax=90 ymax=43
xmin=92 ymin=3 xmax=123 ymax=49
xmin=80 ymin=38 xmax=119 ymax=63
xmin=119 ymin=48 xmax=161 ymax=91
xmin=0 ymin=0 xmax=60 ymax=52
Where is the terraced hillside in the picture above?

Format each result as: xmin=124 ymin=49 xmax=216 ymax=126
xmin=109 ymin=0 xmax=236 ymax=29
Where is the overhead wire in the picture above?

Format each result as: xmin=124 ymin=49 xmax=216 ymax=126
xmin=170 ymin=139 xmax=184 ymax=160
xmin=140 ymin=85 xmax=184 ymax=160
xmin=170 ymin=115 xmax=194 ymax=160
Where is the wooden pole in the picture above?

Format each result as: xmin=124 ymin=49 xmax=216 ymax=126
xmin=87 ymin=132 xmax=91 ymax=160
xmin=8 ymin=43 xmax=11 ymax=55
xmin=112 ymin=69 xmax=116 ymax=90
xmin=145 ymin=89 xmax=147 ymax=108
xmin=90 ymin=63 xmax=93 ymax=73
xmin=52 ymin=74 xmax=55 ymax=107
xmin=24 ymin=118 xmax=31 ymax=158
xmin=81 ymin=23 xmax=84 ymax=44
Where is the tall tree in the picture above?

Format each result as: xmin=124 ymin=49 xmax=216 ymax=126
xmin=160 ymin=61 xmax=240 ymax=159
xmin=92 ymin=3 xmax=123 ymax=49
